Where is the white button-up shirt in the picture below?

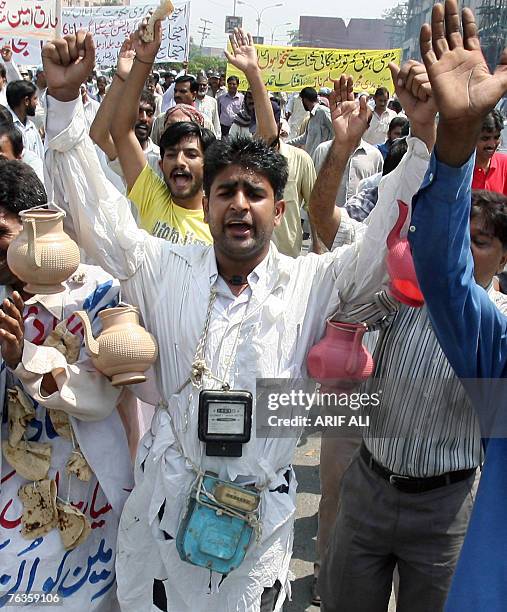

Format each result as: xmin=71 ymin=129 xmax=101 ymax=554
xmin=9 ymin=108 xmax=44 ymax=159
xmin=45 ymin=95 xmax=429 ymax=612
xmin=195 ymin=94 xmax=222 ymax=138
xmin=363 ymin=108 xmax=398 ymax=146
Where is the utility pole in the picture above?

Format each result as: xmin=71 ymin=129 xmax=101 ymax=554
xmin=198 ymin=18 xmax=212 ymax=52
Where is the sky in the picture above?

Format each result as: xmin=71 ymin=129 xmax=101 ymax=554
xmin=135 ymin=0 xmax=403 ymax=51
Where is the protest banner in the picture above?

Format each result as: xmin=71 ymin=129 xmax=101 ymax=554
xmin=0 ymin=0 xmax=60 ymax=40
xmin=2 ymin=2 xmax=189 ymax=66
xmin=0 ymin=35 xmax=42 ymax=64
xmin=61 ymin=3 xmax=190 ymax=66
xmin=227 ymin=44 xmax=403 ymax=94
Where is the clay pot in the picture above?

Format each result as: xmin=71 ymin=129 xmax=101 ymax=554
xmin=75 ymin=306 xmax=158 ymax=386
xmin=386 ymin=200 xmax=424 ymax=308
xmin=7 ymin=208 xmax=80 ymax=295
xmin=307 ymin=321 xmax=374 ymax=390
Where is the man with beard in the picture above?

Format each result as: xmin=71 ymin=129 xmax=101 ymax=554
xmin=5 ymin=80 xmax=43 ymax=159
xmin=107 ymin=31 xmax=214 ymax=244
xmin=472 ymin=109 xmax=507 ymax=196
xmin=90 ymin=40 xmax=162 ymax=185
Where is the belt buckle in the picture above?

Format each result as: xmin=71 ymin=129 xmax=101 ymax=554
xmin=389 ymin=474 xmax=412 ymax=488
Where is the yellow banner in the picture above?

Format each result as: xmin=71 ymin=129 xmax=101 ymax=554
xmin=226 ymin=44 xmax=402 ymax=94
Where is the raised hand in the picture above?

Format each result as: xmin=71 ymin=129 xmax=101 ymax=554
xmin=129 ymin=18 xmax=162 ymax=66
xmin=328 ymin=75 xmax=370 ymax=148
xmin=224 ymin=28 xmax=259 ymax=76
xmin=421 ymin=0 xmax=507 ymax=125
xmin=389 ymin=60 xmax=436 ymax=126
xmin=0 ymin=46 xmax=13 ymax=63
xmin=116 ymin=38 xmax=136 ymax=81
xmin=0 ymin=293 xmax=25 ymax=370
xmin=42 ymin=31 xmax=95 ymax=102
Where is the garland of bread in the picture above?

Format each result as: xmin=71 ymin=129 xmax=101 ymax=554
xmin=140 ymin=0 xmax=174 ymax=43
xmin=1 ymin=321 xmax=93 ymax=550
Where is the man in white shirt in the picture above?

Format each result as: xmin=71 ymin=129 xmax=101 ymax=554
xmin=6 ymin=79 xmax=44 ymax=159
xmin=41 ymin=27 xmax=428 ymax=612
xmin=195 ymin=74 xmax=221 ymax=138
xmin=80 ymin=84 xmax=100 ymax=131
xmin=363 ymin=87 xmax=397 ymax=146
xmin=313 ymin=137 xmax=384 ymax=205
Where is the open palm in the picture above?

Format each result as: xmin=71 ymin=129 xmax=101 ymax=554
xmin=225 ymin=28 xmax=258 ymax=75
xmin=421 ymin=1 xmax=507 ymax=122
xmin=329 ymin=75 xmax=370 ymax=145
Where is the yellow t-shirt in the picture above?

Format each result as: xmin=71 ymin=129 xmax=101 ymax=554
xmin=128 ymin=164 xmax=212 ymax=245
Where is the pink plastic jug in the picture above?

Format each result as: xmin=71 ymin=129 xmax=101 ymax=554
xmin=307 ymin=321 xmax=374 ymax=390
xmin=386 ymin=200 xmax=424 ymax=308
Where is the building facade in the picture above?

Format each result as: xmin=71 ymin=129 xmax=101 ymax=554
xmin=403 ymin=0 xmax=482 ymax=60
xmin=297 ymin=16 xmax=391 ymax=50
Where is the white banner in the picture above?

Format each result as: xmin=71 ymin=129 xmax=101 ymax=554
xmin=0 ymin=0 xmax=60 ymax=40
xmin=0 ymin=35 xmax=42 ymax=64
xmin=1 ymin=3 xmax=189 ymax=67
xmin=62 ymin=3 xmax=190 ymax=66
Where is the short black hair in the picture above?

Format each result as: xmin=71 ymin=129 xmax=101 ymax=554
xmin=0 ymin=159 xmax=47 ymax=214
xmin=0 ymin=104 xmax=14 ymax=126
xmin=203 ymin=136 xmax=288 ymax=201
xmin=140 ymin=90 xmax=156 ymax=114
xmin=382 ymin=137 xmax=408 ymax=176
xmin=482 ymin=110 xmax=504 ymax=134
xmin=175 ymin=75 xmax=199 ymax=94
xmin=375 ymin=87 xmax=389 ymax=98
xmin=159 ymin=121 xmax=216 ymax=158
xmin=0 ymin=124 xmax=23 ymax=157
xmin=388 ymin=116 xmax=409 ymax=134
xmin=389 ymin=99 xmax=403 ymax=113
xmin=0 ymin=64 xmax=6 ymax=80
xmin=226 ymin=76 xmax=239 ymax=85
xmin=471 ymin=190 xmax=507 ymax=249
xmin=6 ymin=80 xmax=37 ymax=110
xmin=300 ymin=87 xmax=318 ymax=102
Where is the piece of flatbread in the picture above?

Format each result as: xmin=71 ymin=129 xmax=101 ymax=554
xmin=48 ymin=409 xmax=73 ymax=441
xmin=57 ymin=502 xmax=91 ymax=550
xmin=18 ymin=479 xmax=58 ymax=540
xmin=43 ymin=320 xmax=81 ymax=364
xmin=66 ymin=448 xmax=93 ymax=482
xmin=3 ymin=440 xmax=51 ymax=481
xmin=7 ymin=386 xmax=35 ymax=446
xmin=141 ymin=0 xmax=174 ymax=42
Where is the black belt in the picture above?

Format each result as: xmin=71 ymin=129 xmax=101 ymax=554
xmin=360 ymin=444 xmax=476 ymax=494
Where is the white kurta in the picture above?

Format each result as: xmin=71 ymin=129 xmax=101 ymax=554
xmin=0 ymin=265 xmax=133 ymax=610
xmin=44 ymin=96 xmax=430 ymax=611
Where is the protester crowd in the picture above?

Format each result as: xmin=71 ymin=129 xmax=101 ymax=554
xmin=1 ymin=1 xmax=507 ymax=611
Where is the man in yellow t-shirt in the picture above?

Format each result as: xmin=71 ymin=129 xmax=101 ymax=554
xmin=127 ymin=122 xmax=215 ymax=244
xmin=109 ymin=30 xmax=215 ymax=246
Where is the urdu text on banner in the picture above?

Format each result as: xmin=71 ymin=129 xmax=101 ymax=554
xmin=0 ymin=0 xmax=60 ymax=40
xmin=0 ymin=2 xmax=190 ymax=66
xmin=226 ymin=44 xmax=403 ymax=94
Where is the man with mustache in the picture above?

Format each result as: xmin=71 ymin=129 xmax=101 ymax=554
xmin=41 ymin=20 xmax=434 ymax=610
xmin=472 ymin=109 xmax=507 ymax=196
xmin=5 ymin=80 xmax=43 ymax=160
xmin=90 ymin=33 xmax=215 ymax=245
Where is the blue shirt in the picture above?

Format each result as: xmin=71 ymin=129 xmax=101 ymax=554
xmin=377 ymin=141 xmax=390 ymax=160
xmin=410 ymin=152 xmax=507 ymax=612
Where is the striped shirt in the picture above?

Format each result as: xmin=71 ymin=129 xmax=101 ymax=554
xmin=333 ymin=208 xmax=507 ymax=477
xmin=362 ymin=289 xmax=507 ymax=477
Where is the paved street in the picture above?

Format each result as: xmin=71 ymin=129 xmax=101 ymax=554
xmin=285 ymin=433 xmax=395 ymax=611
